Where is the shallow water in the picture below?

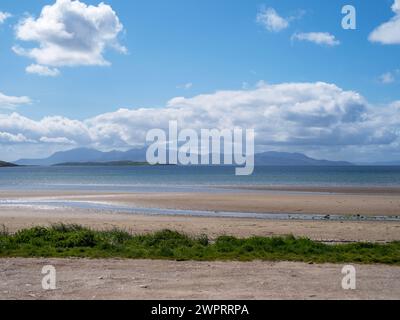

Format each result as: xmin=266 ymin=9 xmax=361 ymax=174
xmin=1 ymin=165 xmax=400 ymax=192
xmin=1 ymin=199 xmax=399 ymax=222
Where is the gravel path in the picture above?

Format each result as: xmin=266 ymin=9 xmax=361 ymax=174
xmin=1 ymin=258 xmax=399 ymax=300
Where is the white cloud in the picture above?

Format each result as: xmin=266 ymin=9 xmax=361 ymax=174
xmin=0 ymin=112 xmax=92 ymax=147
xmin=39 ymin=136 xmax=75 ymax=144
xmin=26 ymin=64 xmax=60 ymax=77
xmin=292 ymin=32 xmax=340 ymax=46
xmin=13 ymin=0 xmax=126 ymax=73
xmin=379 ymin=72 xmax=395 ymax=84
xmin=0 ymin=11 xmax=11 ymax=24
xmin=176 ymin=83 xmax=193 ymax=90
xmin=369 ymin=0 xmax=400 ymax=44
xmin=0 ymin=132 xmax=33 ymax=144
xmin=394 ymin=0 xmax=400 ymax=12
xmin=0 ymin=92 xmax=31 ymax=109
xmin=1 ymin=82 xmax=400 ymax=161
xmin=257 ymin=8 xmax=289 ymax=32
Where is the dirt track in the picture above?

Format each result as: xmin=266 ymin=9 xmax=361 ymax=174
xmin=1 ymin=258 xmax=399 ymax=300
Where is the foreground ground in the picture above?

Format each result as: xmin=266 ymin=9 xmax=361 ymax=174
xmin=1 ymin=258 xmax=399 ymax=300
xmin=1 ymin=189 xmax=399 ymax=300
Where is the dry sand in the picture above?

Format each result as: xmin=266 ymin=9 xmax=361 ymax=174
xmin=1 ymin=207 xmax=400 ymax=243
xmin=1 ymin=258 xmax=399 ymax=300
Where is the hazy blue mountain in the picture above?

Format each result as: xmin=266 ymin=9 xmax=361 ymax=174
xmin=357 ymin=161 xmax=400 ymax=166
xmin=255 ymin=152 xmax=354 ymax=166
xmin=15 ymin=148 xmax=353 ymax=166
xmin=0 ymin=160 xmax=18 ymax=167
xmin=53 ymin=161 xmax=149 ymax=167
xmin=16 ymin=148 xmax=105 ymax=166
xmin=16 ymin=147 xmax=147 ymax=166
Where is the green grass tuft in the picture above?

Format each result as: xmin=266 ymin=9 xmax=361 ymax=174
xmin=0 ymin=225 xmax=399 ymax=264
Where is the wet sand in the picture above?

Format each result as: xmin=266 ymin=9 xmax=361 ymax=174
xmin=2 ymin=188 xmax=400 ymax=216
xmin=219 ymin=185 xmax=400 ymax=195
xmin=1 ymin=258 xmax=399 ymax=300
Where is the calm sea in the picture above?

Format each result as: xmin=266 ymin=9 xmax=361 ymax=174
xmin=1 ymin=165 xmax=400 ymax=192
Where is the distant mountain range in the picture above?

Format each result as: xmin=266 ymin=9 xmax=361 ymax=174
xmin=357 ymin=161 xmax=400 ymax=166
xmin=16 ymin=148 xmax=148 ymax=166
xmin=54 ymin=161 xmax=150 ymax=167
xmin=0 ymin=161 xmax=18 ymax=167
xmin=15 ymin=148 xmax=354 ymax=166
xmin=254 ymin=152 xmax=353 ymax=166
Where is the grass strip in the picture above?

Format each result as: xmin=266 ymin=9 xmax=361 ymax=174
xmin=0 ymin=224 xmax=399 ymax=264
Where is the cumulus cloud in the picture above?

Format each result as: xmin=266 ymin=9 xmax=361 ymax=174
xmin=26 ymin=64 xmax=60 ymax=77
xmin=0 ymin=132 xmax=33 ymax=144
xmin=0 ymin=92 xmax=31 ymax=109
xmin=13 ymin=0 xmax=126 ymax=73
xmin=256 ymin=8 xmax=289 ymax=32
xmin=1 ymin=81 xmax=400 ymax=162
xmin=379 ymin=72 xmax=395 ymax=84
xmin=0 ymin=11 xmax=11 ymax=24
xmin=292 ymin=32 xmax=340 ymax=46
xmin=369 ymin=0 xmax=400 ymax=44
xmin=0 ymin=112 xmax=91 ymax=146
xmin=39 ymin=136 xmax=76 ymax=144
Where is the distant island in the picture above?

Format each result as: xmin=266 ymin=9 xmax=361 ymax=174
xmin=0 ymin=161 xmax=18 ymax=167
xmin=53 ymin=161 xmax=150 ymax=167
xmin=15 ymin=147 xmax=355 ymax=167
xmin=254 ymin=152 xmax=353 ymax=166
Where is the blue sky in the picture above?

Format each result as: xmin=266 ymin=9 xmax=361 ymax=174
xmin=0 ymin=0 xmax=400 ymax=161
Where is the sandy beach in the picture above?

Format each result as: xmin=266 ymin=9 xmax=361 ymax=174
xmin=1 ymin=188 xmax=400 ymax=242
xmin=2 ymin=207 xmax=400 ymax=242
xmin=1 ymin=188 xmax=400 ymax=300
xmin=2 ymin=187 xmax=400 ymax=216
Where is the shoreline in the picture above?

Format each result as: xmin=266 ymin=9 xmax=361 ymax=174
xmin=2 ymin=188 xmax=400 ymax=216
xmin=3 ymin=184 xmax=400 ymax=195
xmin=217 ymin=185 xmax=400 ymax=195
xmin=1 ymin=201 xmax=399 ymax=222
xmin=1 ymin=188 xmax=400 ymax=242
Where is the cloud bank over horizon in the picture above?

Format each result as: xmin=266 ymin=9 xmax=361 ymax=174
xmin=1 ymin=81 xmax=400 ymax=162
xmin=1 ymin=1 xmax=400 ymax=162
